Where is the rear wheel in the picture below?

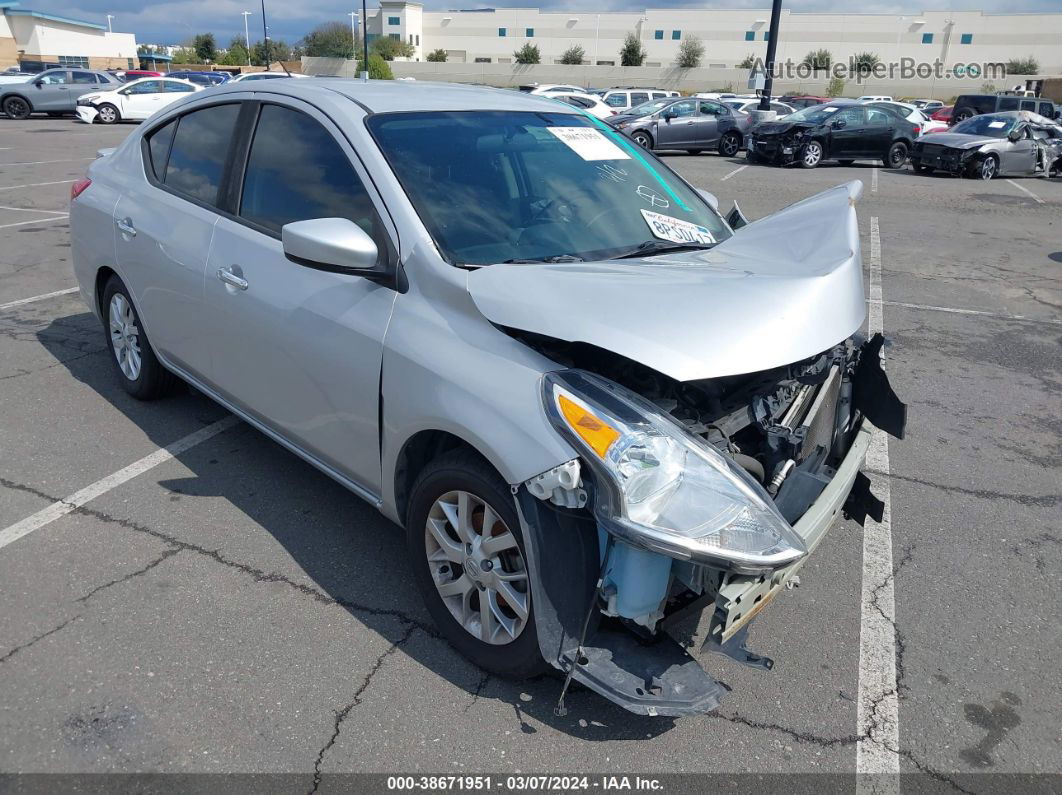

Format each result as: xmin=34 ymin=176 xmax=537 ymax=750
xmin=884 ymin=141 xmax=909 ymax=169
xmin=101 ymin=275 xmax=179 ymax=399
xmin=2 ymin=95 xmax=31 ymax=120
xmin=718 ymin=131 xmax=742 ymax=157
xmin=406 ymin=449 xmax=546 ymax=680
xmin=95 ymin=103 xmax=119 ymax=125
xmin=631 ymin=131 xmax=653 ymax=149
xmin=800 ymin=140 xmax=823 ymax=168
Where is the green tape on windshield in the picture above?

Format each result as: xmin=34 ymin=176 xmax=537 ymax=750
xmin=581 ymin=112 xmax=692 ymax=213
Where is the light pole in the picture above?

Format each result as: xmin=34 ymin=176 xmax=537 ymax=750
xmin=106 ymin=14 xmax=114 ymax=33
xmin=349 ymin=11 xmax=358 ymax=60
xmin=241 ymin=11 xmax=252 ymax=66
xmin=361 ymin=0 xmax=369 ymax=80
xmin=757 ymin=0 xmax=783 ymax=110
xmin=260 ymin=0 xmax=269 ymax=67
xmin=594 ymin=14 xmax=599 ymax=66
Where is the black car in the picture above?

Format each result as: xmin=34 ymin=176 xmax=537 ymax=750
xmin=746 ymin=100 xmax=920 ymax=169
xmin=952 ymin=94 xmax=1059 ymax=124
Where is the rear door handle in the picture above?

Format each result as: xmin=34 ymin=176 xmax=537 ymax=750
xmin=217 ymin=267 xmax=249 ymax=291
xmin=116 ymin=218 xmax=136 ymax=237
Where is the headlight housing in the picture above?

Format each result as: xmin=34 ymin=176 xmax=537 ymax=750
xmin=544 ymin=370 xmax=807 ymax=573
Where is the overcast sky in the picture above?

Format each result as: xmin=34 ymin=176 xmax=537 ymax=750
xmin=29 ymin=1 xmax=1062 ymax=46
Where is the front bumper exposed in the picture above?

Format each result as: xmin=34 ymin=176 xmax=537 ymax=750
xmin=75 ymin=105 xmax=99 ymax=124
xmin=748 ymin=135 xmax=801 ymax=165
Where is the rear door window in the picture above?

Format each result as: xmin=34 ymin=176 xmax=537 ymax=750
xmin=71 ymin=71 xmax=97 ymax=84
xmin=997 ymin=97 xmax=1019 ymax=111
xmin=629 ymin=91 xmax=650 ymax=106
xmin=159 ymin=103 xmax=240 ymax=205
xmin=604 ymin=93 xmax=627 ymax=108
xmin=145 ymin=119 xmax=177 ymax=180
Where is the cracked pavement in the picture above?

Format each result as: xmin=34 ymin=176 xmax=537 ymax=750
xmin=1 ymin=118 xmax=1061 ymax=786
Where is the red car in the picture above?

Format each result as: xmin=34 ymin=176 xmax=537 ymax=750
xmin=931 ymin=105 xmax=953 ymax=123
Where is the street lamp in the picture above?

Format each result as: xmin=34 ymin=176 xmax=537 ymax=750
xmin=360 ymin=0 xmax=368 ymax=80
xmin=349 ymin=10 xmax=359 ymax=59
xmin=106 ymin=14 xmax=114 ymax=33
xmin=757 ymin=0 xmax=783 ymax=110
xmin=241 ymin=11 xmax=252 ymax=66
xmin=260 ymin=0 xmax=269 ymax=67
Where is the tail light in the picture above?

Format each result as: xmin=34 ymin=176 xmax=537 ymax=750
xmin=70 ymin=178 xmax=92 ymax=201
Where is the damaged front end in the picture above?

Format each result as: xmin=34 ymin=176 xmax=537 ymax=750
xmin=517 ymin=336 xmax=906 ymax=717
xmin=749 ymin=126 xmax=813 ymax=166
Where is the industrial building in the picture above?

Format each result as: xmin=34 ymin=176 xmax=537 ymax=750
xmin=0 ymin=2 xmax=138 ymax=72
xmin=364 ymin=5 xmax=1062 ymax=73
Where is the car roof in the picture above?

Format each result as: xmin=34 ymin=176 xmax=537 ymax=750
xmin=205 ymin=78 xmax=582 ymax=114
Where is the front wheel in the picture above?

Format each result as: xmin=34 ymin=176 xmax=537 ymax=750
xmin=631 ymin=131 xmax=653 ymax=149
xmin=101 ymin=276 xmax=179 ymax=399
xmin=969 ymin=155 xmax=998 ymax=181
xmin=95 ymin=103 xmax=119 ymax=125
xmin=885 ymin=141 xmax=909 ymax=169
xmin=800 ymin=140 xmax=823 ymax=168
xmin=2 ymin=96 xmax=31 ymax=120
xmin=718 ymin=132 xmax=742 ymax=157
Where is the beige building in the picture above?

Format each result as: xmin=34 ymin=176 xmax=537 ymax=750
xmin=0 ymin=2 xmax=138 ymax=71
xmin=364 ymin=5 xmax=1062 ymax=73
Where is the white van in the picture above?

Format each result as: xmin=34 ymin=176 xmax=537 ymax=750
xmin=601 ymin=87 xmax=680 ymax=112
xmin=856 ymin=95 xmax=893 ymax=102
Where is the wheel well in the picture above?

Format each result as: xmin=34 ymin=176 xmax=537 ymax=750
xmin=95 ymin=266 xmax=118 ymax=316
xmin=394 ymin=430 xmax=491 ymax=525
xmin=1 ymin=92 xmax=31 ymax=109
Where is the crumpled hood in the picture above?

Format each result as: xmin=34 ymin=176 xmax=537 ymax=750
xmin=751 ymin=120 xmax=812 ymax=136
xmin=467 ymin=181 xmax=867 ymax=382
xmin=917 ymin=132 xmax=999 ymax=149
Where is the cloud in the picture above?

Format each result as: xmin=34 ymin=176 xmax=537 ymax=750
xmin=27 ymin=0 xmax=1062 ymax=46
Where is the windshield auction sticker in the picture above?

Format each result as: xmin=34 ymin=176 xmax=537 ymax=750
xmin=547 ymin=127 xmax=631 ymax=161
xmin=640 ymin=209 xmax=716 ymax=245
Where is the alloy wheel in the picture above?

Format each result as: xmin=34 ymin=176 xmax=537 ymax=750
xmin=97 ymin=105 xmax=117 ymax=123
xmin=424 ymin=490 xmax=530 ymax=646
xmin=4 ymin=97 xmax=29 ymax=120
xmin=803 ymin=142 xmax=822 ymax=167
xmin=108 ymin=293 xmax=142 ymax=381
xmin=981 ymin=157 xmax=996 ymax=180
xmin=719 ymin=133 xmax=740 ymax=157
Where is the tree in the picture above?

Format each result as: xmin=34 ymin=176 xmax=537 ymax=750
xmin=220 ymin=36 xmax=249 ymax=66
xmin=172 ymin=47 xmax=201 ymax=64
xmin=357 ymin=53 xmax=394 ymax=80
xmin=371 ymin=35 xmax=415 ymax=61
xmin=802 ymin=49 xmax=831 ymax=71
xmin=981 ymin=81 xmax=998 ymax=94
xmin=736 ymin=54 xmax=756 ymax=69
xmin=193 ymin=33 xmax=218 ymax=63
xmin=851 ymin=51 xmax=880 ymax=75
xmin=826 ymin=76 xmax=846 ymax=98
xmin=560 ymin=44 xmax=585 ymax=65
xmin=675 ymin=36 xmax=704 ymax=68
xmin=619 ymin=32 xmax=646 ymax=67
xmin=426 ymin=48 xmax=448 ymax=62
xmin=513 ymin=43 xmax=541 ymax=65
xmin=251 ymin=39 xmax=292 ymax=66
xmin=1005 ymin=56 xmax=1039 ymax=75
xmin=301 ymin=21 xmax=355 ymax=59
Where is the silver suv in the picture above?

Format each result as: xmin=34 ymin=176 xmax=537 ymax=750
xmin=1 ymin=68 xmax=121 ymax=119
xmin=70 ymin=80 xmax=904 ymax=717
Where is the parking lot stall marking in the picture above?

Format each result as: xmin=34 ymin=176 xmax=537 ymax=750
xmin=0 ymin=215 xmax=68 ymax=231
xmin=0 ymin=158 xmax=95 ymax=167
xmin=719 ymin=165 xmax=747 ymax=182
xmin=1005 ymin=180 xmax=1045 ymax=205
xmin=0 ymin=287 xmax=79 ymax=312
xmin=856 ymin=216 xmax=901 ymax=792
xmin=0 ymin=204 xmax=70 ymax=216
xmin=0 ymin=416 xmax=240 ymax=551
xmin=871 ymin=168 xmax=878 ymax=193
xmin=0 ymin=180 xmax=76 ymax=192
xmin=882 ymin=299 xmax=1062 ymax=327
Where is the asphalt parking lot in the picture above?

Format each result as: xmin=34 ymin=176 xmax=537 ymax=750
xmin=1 ymin=116 xmax=1060 ymax=790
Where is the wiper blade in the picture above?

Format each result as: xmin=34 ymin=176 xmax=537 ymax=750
xmin=610 ymin=240 xmax=714 ymax=259
xmin=500 ymin=254 xmax=585 ymax=264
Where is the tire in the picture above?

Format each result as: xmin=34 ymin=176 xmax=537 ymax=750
xmin=2 ymin=95 xmax=31 ymax=120
xmin=968 ymin=155 xmax=998 ymax=181
xmin=913 ymin=163 xmax=934 ymax=174
xmin=799 ymin=140 xmax=823 ymax=169
xmin=406 ymin=449 xmax=547 ymax=680
xmin=686 ymin=149 xmax=702 ymax=155
xmin=884 ymin=141 xmax=909 ymax=169
xmin=101 ymin=275 xmax=179 ymax=399
xmin=838 ymin=159 xmax=855 ymax=166
xmin=718 ymin=131 xmax=741 ymax=157
xmin=95 ymin=103 xmax=120 ymax=125
xmin=631 ymin=131 xmax=653 ymax=149
xmin=954 ymin=109 xmax=974 ymax=123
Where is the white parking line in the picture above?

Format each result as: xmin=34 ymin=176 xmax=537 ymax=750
xmin=0 ymin=416 xmax=240 ymax=551
xmin=856 ymin=216 xmax=900 ymax=793
xmin=0 ymin=215 xmax=68 ymax=230
xmin=0 ymin=179 xmax=75 ymax=192
xmin=0 ymin=286 xmax=79 ymax=311
xmin=1005 ymin=179 xmax=1045 ymax=205
xmin=871 ymin=167 xmax=879 ymax=193
xmin=0 ymin=158 xmax=94 ymax=166
xmin=882 ymin=299 xmax=1062 ymax=326
xmin=0 ymin=204 xmax=69 ymax=216
xmin=719 ymin=165 xmax=747 ymax=181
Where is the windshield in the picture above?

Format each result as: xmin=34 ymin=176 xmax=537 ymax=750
xmin=625 ymin=99 xmax=674 ymax=118
xmin=368 ymin=111 xmax=730 ymax=266
xmin=951 ymin=114 xmax=1016 ymax=137
xmin=784 ymin=104 xmax=849 ymax=124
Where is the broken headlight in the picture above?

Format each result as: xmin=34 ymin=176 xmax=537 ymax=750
xmin=543 ymin=370 xmax=807 ymax=573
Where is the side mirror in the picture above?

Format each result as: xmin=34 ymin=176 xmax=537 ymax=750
xmin=1007 ymin=128 xmax=1022 ymax=142
xmin=831 ymin=119 xmax=846 ymax=129
xmin=33 ymin=80 xmax=43 ymax=88
xmin=696 ymin=189 xmax=719 ymax=211
xmin=663 ymin=111 xmax=676 ymax=121
xmin=282 ymin=218 xmax=379 ymax=275
xmin=726 ymin=202 xmax=749 ymax=230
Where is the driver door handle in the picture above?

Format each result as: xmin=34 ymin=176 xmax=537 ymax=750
xmin=116 ymin=218 xmax=136 ymax=237
xmin=217 ymin=267 xmax=249 ymax=291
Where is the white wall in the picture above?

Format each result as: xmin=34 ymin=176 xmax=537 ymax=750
xmin=6 ymin=16 xmax=137 ymax=59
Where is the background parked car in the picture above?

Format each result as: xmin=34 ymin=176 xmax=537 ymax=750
xmin=911 ymin=99 xmax=945 ymax=113
xmin=230 ymin=71 xmax=308 ymax=82
xmin=856 ymin=94 xmax=893 ymax=102
xmin=75 ymin=77 xmax=201 ymax=124
xmin=910 ymin=111 xmax=1062 ymax=180
xmin=112 ymin=70 xmax=164 ymax=81
xmin=778 ymin=95 xmax=829 ymax=109
xmin=862 ymin=100 xmax=948 ymax=134
xmin=167 ymin=70 xmax=231 ymax=87
xmin=931 ymin=105 xmax=954 ymax=124
xmin=1 ymin=68 xmax=121 ymax=119
xmin=540 ymin=91 xmax=616 ymax=119
xmin=0 ymin=72 xmax=32 ymax=85
xmin=723 ymin=98 xmax=795 ymax=118
xmin=747 ymin=100 xmax=918 ymax=168
xmin=601 ymin=87 xmax=679 ymax=112
xmin=609 ymin=96 xmax=749 ymax=156
xmin=952 ymin=93 xmax=1058 ymax=123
